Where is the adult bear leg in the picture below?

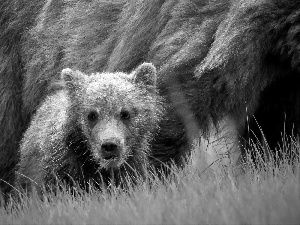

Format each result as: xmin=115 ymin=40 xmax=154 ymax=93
xmin=0 ymin=0 xmax=44 ymax=195
xmin=242 ymin=71 xmax=300 ymax=163
xmin=0 ymin=52 xmax=25 ymax=194
xmin=200 ymin=116 xmax=241 ymax=174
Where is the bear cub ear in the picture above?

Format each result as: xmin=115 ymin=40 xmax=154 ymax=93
xmin=132 ymin=63 xmax=157 ymax=87
xmin=61 ymin=68 xmax=86 ymax=93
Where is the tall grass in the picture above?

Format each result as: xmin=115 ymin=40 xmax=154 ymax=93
xmin=1 ymin=140 xmax=299 ymax=225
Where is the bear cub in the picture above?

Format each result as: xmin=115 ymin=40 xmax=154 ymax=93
xmin=16 ymin=63 xmax=164 ymax=192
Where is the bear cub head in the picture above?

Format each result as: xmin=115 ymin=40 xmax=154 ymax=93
xmin=62 ymin=63 xmax=164 ymax=185
xmin=17 ymin=63 xmax=164 ymax=191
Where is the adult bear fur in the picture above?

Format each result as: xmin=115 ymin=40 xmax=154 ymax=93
xmin=1 ymin=0 xmax=300 ymax=192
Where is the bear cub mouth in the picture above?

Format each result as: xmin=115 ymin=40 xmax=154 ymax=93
xmin=104 ymin=155 xmax=115 ymax=160
xmin=100 ymin=152 xmax=125 ymax=169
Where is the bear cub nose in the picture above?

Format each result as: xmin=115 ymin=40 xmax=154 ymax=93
xmin=101 ymin=140 xmax=121 ymax=160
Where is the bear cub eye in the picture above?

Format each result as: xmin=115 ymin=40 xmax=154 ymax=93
xmin=120 ymin=109 xmax=130 ymax=120
xmin=87 ymin=110 xmax=99 ymax=122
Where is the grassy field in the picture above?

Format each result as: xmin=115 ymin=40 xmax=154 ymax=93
xmin=1 ymin=144 xmax=299 ymax=225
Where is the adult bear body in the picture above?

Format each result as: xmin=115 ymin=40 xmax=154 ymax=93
xmin=1 ymin=0 xmax=300 ymax=193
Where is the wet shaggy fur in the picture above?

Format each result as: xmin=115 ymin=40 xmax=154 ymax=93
xmin=16 ymin=64 xmax=163 ymax=192
xmin=1 ymin=0 xmax=300 ymax=192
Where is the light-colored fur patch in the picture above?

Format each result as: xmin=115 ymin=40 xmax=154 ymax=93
xmin=190 ymin=116 xmax=241 ymax=174
xmin=203 ymin=116 xmax=241 ymax=172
